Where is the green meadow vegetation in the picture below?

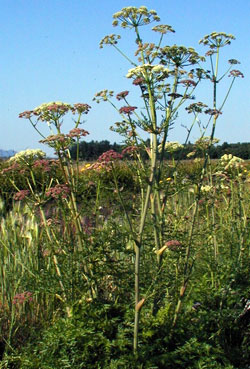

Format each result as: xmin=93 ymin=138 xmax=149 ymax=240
xmin=0 ymin=6 xmax=250 ymax=369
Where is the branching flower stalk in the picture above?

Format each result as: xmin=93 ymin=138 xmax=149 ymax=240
xmin=19 ymin=103 xmax=96 ymax=299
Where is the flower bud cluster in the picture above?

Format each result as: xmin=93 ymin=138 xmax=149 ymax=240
xmin=199 ymin=32 xmax=235 ymax=48
xmin=186 ymin=102 xmax=208 ymax=114
xmin=159 ymin=45 xmax=205 ymax=67
xmin=194 ymin=137 xmax=220 ymax=150
xmin=152 ymin=24 xmax=175 ymax=34
xmin=99 ymin=34 xmax=121 ymax=48
xmin=112 ymin=6 xmax=160 ymax=28
xmin=93 ymin=90 xmax=114 ymax=103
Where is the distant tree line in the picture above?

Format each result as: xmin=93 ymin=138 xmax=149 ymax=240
xmin=69 ymin=140 xmax=250 ymax=161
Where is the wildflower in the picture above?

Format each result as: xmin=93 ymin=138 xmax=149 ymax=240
xmin=156 ymin=240 xmax=183 ymax=255
xmin=13 ymin=291 xmax=33 ymax=305
xmin=165 ymin=240 xmax=182 ymax=250
xmin=133 ymin=77 xmax=145 ymax=86
xmin=13 ymin=190 xmax=30 ymax=201
xmin=161 ymin=141 xmax=184 ymax=153
xmin=220 ymin=154 xmax=244 ymax=170
xmin=122 ymin=146 xmax=138 ymax=156
xmin=32 ymin=102 xmax=72 ymax=122
xmin=229 ymin=69 xmax=244 ymax=78
xmin=228 ymin=59 xmax=240 ymax=65
xmin=19 ymin=110 xmax=34 ymax=119
xmin=45 ymin=184 xmax=71 ymax=199
xmin=98 ymin=150 xmax=123 ymax=163
xmin=99 ymin=34 xmax=121 ymax=48
xmin=80 ymin=163 xmax=92 ymax=172
xmin=116 ymin=91 xmax=129 ymax=100
xmin=195 ymin=136 xmax=220 ymax=150
xmin=152 ymin=24 xmax=175 ymax=34
xmin=168 ymin=92 xmax=183 ymax=99
xmin=119 ymin=106 xmax=137 ymax=115
xmin=186 ymin=102 xmax=208 ymax=113
xmin=204 ymin=108 xmax=222 ymax=116
xmin=112 ymin=6 xmax=160 ymax=29
xmin=67 ymin=128 xmax=89 ymax=138
xmin=9 ymin=149 xmax=46 ymax=163
xmin=126 ymin=64 xmax=153 ymax=78
xmin=180 ymin=79 xmax=197 ymax=87
xmin=33 ymin=159 xmax=51 ymax=173
xmin=93 ymin=90 xmax=114 ymax=103
xmin=201 ymin=185 xmax=213 ymax=193
xmin=1 ymin=162 xmax=21 ymax=174
xmin=159 ymin=45 xmax=205 ymax=67
xmin=72 ymin=103 xmax=91 ymax=114
xmin=199 ymin=32 xmax=235 ymax=48
xmin=40 ymin=134 xmax=69 ymax=146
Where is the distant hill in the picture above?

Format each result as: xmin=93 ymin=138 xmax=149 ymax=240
xmin=0 ymin=149 xmax=16 ymax=158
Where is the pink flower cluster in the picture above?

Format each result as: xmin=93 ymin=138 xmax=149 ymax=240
xmin=180 ymin=79 xmax=197 ymax=87
xmin=116 ymin=91 xmax=129 ymax=101
xmin=19 ymin=103 xmax=91 ymax=120
xmin=229 ymin=69 xmax=244 ymax=78
xmin=45 ymin=184 xmax=70 ymax=199
xmin=33 ymin=159 xmax=58 ymax=173
xmin=13 ymin=291 xmax=33 ymax=305
xmin=119 ymin=106 xmax=137 ymax=115
xmin=133 ymin=77 xmax=145 ymax=86
xmin=1 ymin=163 xmax=20 ymax=174
xmin=13 ymin=190 xmax=30 ymax=201
xmin=122 ymin=146 xmax=138 ymax=156
xmin=98 ymin=150 xmax=123 ymax=163
xmin=165 ymin=240 xmax=182 ymax=251
xmin=67 ymin=128 xmax=89 ymax=138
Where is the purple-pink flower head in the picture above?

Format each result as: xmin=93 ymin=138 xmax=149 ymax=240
xmin=122 ymin=146 xmax=138 ymax=156
xmin=165 ymin=240 xmax=182 ymax=251
xmin=19 ymin=110 xmax=34 ymax=119
xmin=67 ymin=128 xmax=89 ymax=138
xmin=13 ymin=291 xmax=33 ymax=305
xmin=119 ymin=106 xmax=137 ymax=115
xmin=13 ymin=190 xmax=30 ymax=201
xmin=45 ymin=184 xmax=71 ymax=199
xmin=180 ymin=79 xmax=197 ymax=87
xmin=116 ymin=91 xmax=129 ymax=101
xmin=133 ymin=77 xmax=145 ymax=86
xmin=72 ymin=103 xmax=91 ymax=114
xmin=98 ymin=150 xmax=123 ymax=163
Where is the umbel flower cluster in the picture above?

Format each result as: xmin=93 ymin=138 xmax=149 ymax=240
xmin=19 ymin=102 xmax=91 ymax=122
xmin=112 ymin=6 xmax=160 ymax=28
xmin=220 ymin=153 xmax=244 ymax=170
xmin=9 ymin=149 xmax=46 ymax=163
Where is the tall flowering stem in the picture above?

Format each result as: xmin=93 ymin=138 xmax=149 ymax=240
xmin=98 ymin=7 xmax=243 ymax=354
xmin=19 ymin=102 xmax=96 ymax=300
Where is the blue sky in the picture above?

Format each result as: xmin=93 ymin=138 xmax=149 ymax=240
xmin=0 ymin=0 xmax=249 ymax=155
